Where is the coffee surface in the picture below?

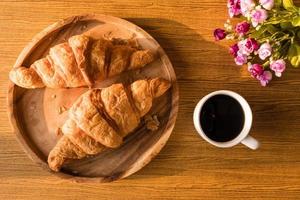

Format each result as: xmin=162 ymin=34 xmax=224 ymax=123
xmin=200 ymin=94 xmax=244 ymax=142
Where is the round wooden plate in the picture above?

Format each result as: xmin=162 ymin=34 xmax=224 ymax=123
xmin=7 ymin=14 xmax=178 ymax=182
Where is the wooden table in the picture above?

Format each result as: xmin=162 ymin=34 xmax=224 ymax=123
xmin=0 ymin=0 xmax=300 ymax=199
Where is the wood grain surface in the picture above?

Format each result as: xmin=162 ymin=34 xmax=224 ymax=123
xmin=0 ymin=0 xmax=300 ymax=199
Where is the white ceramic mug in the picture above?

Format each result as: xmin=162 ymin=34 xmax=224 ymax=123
xmin=193 ymin=90 xmax=259 ymax=150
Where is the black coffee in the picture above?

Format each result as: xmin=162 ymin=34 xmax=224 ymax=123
xmin=200 ymin=94 xmax=245 ymax=142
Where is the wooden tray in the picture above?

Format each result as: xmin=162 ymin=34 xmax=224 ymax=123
xmin=7 ymin=14 xmax=178 ymax=182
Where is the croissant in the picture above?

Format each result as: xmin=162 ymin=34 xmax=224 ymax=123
xmin=9 ymin=35 xmax=155 ymax=89
xmin=48 ymin=78 xmax=171 ymax=171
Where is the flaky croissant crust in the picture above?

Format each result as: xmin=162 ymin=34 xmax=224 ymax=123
xmin=48 ymin=78 xmax=171 ymax=172
xmin=9 ymin=34 xmax=155 ymax=89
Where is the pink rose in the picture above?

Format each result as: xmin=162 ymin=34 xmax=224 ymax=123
xmin=257 ymin=70 xmax=272 ymax=86
xmin=251 ymin=8 xmax=268 ymax=27
xmin=270 ymin=59 xmax=286 ymax=77
xmin=235 ymin=21 xmax=250 ymax=35
xmin=258 ymin=43 xmax=272 ymax=60
xmin=248 ymin=64 xmax=264 ymax=78
xmin=259 ymin=0 xmax=274 ymax=10
xmin=241 ymin=0 xmax=255 ymax=16
xmin=213 ymin=28 xmax=227 ymax=41
xmin=238 ymin=38 xmax=259 ymax=55
xmin=235 ymin=53 xmax=248 ymax=65
xmin=227 ymin=0 xmax=241 ymax=17
xmin=229 ymin=43 xmax=239 ymax=56
xmin=245 ymin=38 xmax=259 ymax=51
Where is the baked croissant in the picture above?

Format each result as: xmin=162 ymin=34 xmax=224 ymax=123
xmin=48 ymin=78 xmax=171 ymax=171
xmin=9 ymin=35 xmax=155 ymax=89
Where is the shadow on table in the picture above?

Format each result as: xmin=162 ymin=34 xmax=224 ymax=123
xmin=124 ymin=17 xmax=230 ymax=180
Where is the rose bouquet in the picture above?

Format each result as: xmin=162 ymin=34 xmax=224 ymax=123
xmin=214 ymin=0 xmax=300 ymax=86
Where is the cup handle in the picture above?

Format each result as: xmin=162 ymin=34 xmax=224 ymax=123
xmin=241 ymin=135 xmax=260 ymax=150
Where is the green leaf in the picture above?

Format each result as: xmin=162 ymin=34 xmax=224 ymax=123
xmin=266 ymin=25 xmax=279 ymax=34
xmin=288 ymin=43 xmax=300 ymax=67
xmin=292 ymin=16 xmax=300 ymax=26
xmin=250 ymin=25 xmax=268 ymax=39
xmin=280 ymin=22 xmax=294 ymax=29
xmin=282 ymin=0 xmax=297 ymax=11
xmin=297 ymin=30 xmax=300 ymax=38
xmin=250 ymin=25 xmax=279 ymax=40
xmin=275 ymin=0 xmax=283 ymax=7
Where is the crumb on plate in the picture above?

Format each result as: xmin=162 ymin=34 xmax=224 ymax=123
xmin=144 ymin=114 xmax=160 ymax=131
